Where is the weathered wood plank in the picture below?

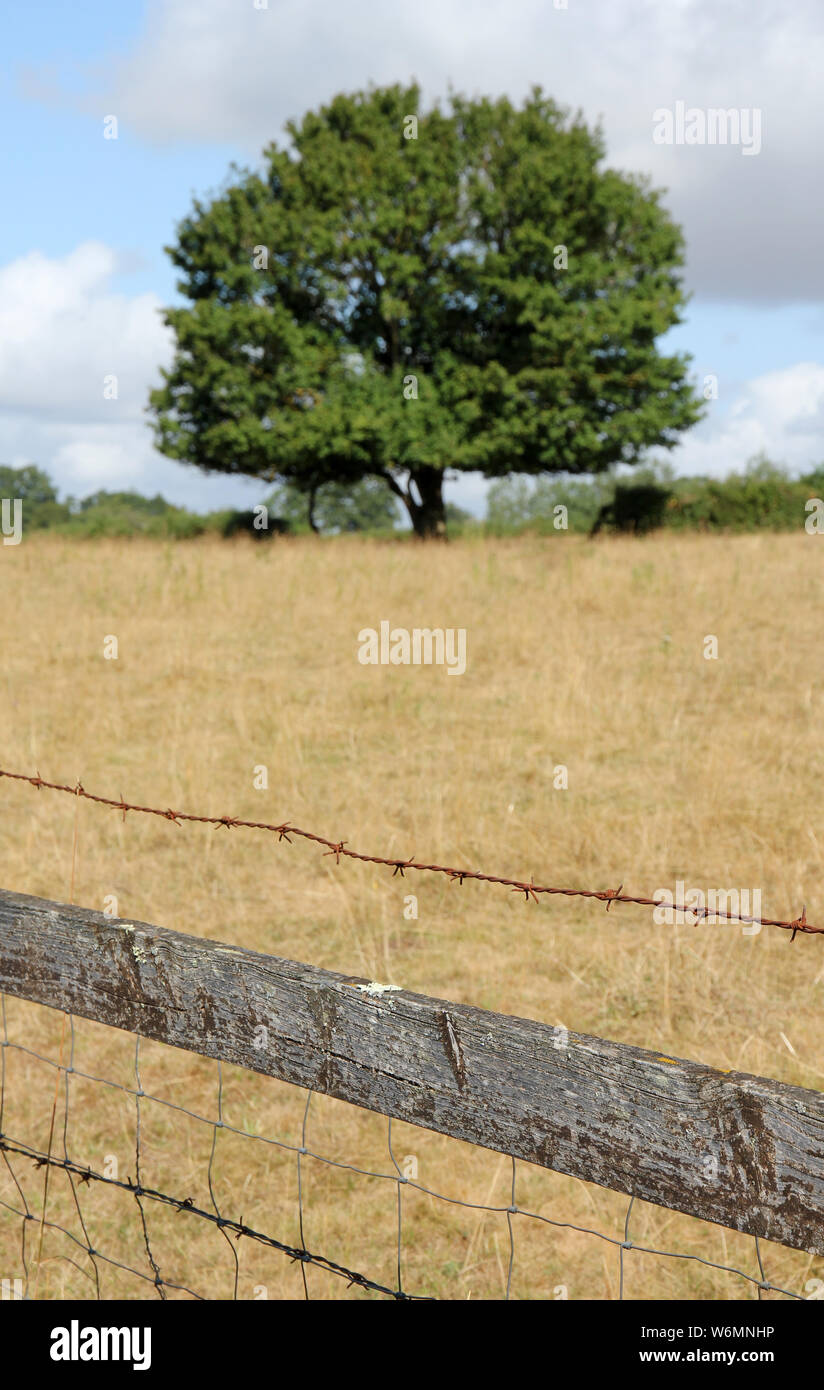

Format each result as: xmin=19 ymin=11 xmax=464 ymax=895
xmin=0 ymin=887 xmax=822 ymax=1254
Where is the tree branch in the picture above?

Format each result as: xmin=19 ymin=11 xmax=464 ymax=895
xmin=379 ymin=469 xmax=413 ymax=508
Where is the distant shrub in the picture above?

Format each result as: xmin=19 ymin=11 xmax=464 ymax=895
xmin=800 ymin=464 xmax=824 ymax=495
xmin=154 ymin=510 xmax=209 ymax=539
xmin=590 ymin=482 xmax=672 ymax=535
xmin=667 ymin=459 xmax=811 ymax=531
xmin=22 ymin=500 xmax=73 ymax=530
xmin=0 ymin=464 xmax=58 ymax=505
xmin=487 ymin=472 xmax=635 ymax=535
xmin=219 ymin=509 xmax=290 ymax=538
xmin=487 ymin=455 xmax=817 ymax=537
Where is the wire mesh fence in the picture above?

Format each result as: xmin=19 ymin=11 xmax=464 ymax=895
xmin=1 ymin=997 xmax=816 ymax=1303
xmin=1 ymin=766 xmax=822 ymax=1302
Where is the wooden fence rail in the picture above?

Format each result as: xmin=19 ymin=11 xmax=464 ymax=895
xmin=0 ymin=887 xmax=822 ymax=1255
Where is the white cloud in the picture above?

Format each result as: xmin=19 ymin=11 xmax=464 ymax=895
xmin=0 ymin=243 xmax=170 ymax=424
xmin=27 ymin=0 xmax=823 ymax=304
xmin=2 ymin=406 xmax=268 ymax=510
xmin=670 ymin=362 xmax=824 ymax=476
xmin=0 ymin=242 xmax=267 ymax=507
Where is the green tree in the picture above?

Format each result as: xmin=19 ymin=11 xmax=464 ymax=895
xmin=0 ymin=464 xmax=58 ymax=504
xmin=486 ymin=473 xmax=608 ymax=532
xmin=263 ymin=476 xmax=400 ymax=533
xmin=149 ymin=84 xmax=704 ymax=538
xmin=78 ymin=490 xmax=174 ymax=515
xmin=444 ymin=500 xmax=474 ymax=527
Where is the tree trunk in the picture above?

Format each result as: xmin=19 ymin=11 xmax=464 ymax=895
xmin=407 ymin=465 xmax=447 ymax=539
xmin=307 ymin=483 xmax=320 ymax=535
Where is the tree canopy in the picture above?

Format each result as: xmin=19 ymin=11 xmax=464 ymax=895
xmin=0 ymin=464 xmax=58 ymax=505
xmin=149 ymin=83 xmax=704 ymax=537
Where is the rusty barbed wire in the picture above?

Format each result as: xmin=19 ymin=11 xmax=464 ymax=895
xmin=0 ymin=766 xmax=819 ymax=940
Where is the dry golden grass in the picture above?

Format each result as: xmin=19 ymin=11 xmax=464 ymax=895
xmin=0 ymin=530 xmax=822 ymax=1301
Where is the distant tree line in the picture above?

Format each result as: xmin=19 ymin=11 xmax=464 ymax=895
xmin=0 ymin=465 xmax=402 ymax=538
xmin=485 ymin=454 xmax=824 ymax=535
xmin=2 ymin=456 xmax=823 ymax=540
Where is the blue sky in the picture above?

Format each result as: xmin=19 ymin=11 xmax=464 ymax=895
xmin=2 ymin=6 xmax=234 ymax=297
xmin=3 ymin=0 xmax=823 ymax=516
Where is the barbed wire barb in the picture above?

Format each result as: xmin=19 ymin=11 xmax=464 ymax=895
xmin=1 ymin=765 xmax=819 ymax=940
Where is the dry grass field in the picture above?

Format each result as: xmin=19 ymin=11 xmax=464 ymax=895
xmin=1 ymin=530 xmax=823 ymax=1301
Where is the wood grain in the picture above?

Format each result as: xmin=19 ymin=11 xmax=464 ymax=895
xmin=1 ymin=887 xmax=821 ymax=1254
